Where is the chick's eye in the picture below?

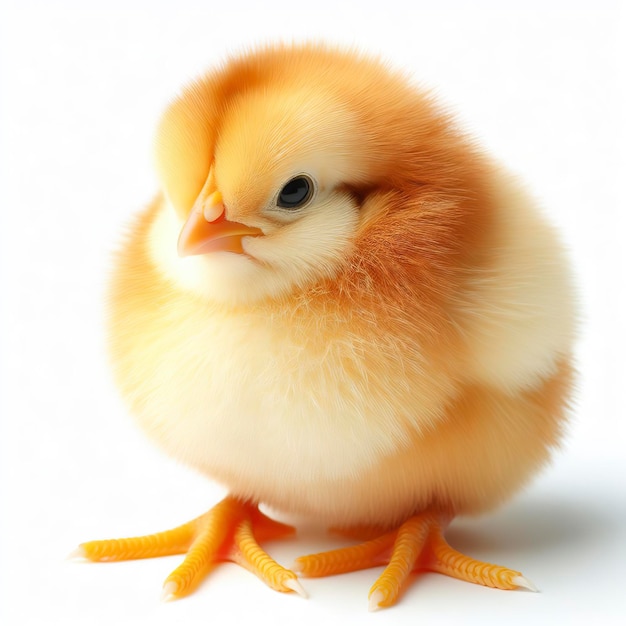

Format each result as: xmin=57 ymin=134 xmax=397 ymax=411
xmin=277 ymin=176 xmax=313 ymax=209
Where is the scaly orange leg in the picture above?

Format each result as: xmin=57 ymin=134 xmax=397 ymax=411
xmin=75 ymin=496 xmax=305 ymax=599
xmin=294 ymin=509 xmax=536 ymax=611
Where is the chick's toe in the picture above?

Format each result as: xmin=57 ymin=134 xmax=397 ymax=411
xmin=295 ymin=509 xmax=530 ymax=611
xmin=77 ymin=496 xmax=301 ymax=599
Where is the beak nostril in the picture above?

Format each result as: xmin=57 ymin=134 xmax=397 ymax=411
xmin=203 ymin=203 xmax=225 ymax=223
xmin=203 ymin=190 xmax=225 ymax=223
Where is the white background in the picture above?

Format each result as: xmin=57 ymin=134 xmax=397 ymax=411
xmin=1 ymin=1 xmax=625 ymax=624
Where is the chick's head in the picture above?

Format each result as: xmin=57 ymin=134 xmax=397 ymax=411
xmin=148 ymin=45 xmax=479 ymax=308
xmin=152 ymin=74 xmax=365 ymax=304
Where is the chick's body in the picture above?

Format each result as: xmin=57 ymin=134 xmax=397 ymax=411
xmin=97 ymin=45 xmax=574 ymax=604
xmin=113 ymin=189 xmax=572 ymax=530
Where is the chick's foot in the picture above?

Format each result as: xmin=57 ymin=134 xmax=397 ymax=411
xmin=76 ymin=496 xmax=305 ymax=600
xmin=294 ymin=510 xmax=535 ymax=611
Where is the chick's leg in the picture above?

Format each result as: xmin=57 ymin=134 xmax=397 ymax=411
xmin=76 ymin=496 xmax=305 ymax=599
xmin=294 ymin=510 xmax=535 ymax=611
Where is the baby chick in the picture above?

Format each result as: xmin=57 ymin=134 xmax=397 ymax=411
xmin=77 ymin=44 xmax=575 ymax=610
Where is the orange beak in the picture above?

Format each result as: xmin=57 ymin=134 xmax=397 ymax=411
xmin=177 ymin=191 xmax=262 ymax=257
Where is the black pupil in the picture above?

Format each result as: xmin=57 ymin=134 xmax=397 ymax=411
xmin=278 ymin=177 xmax=310 ymax=208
